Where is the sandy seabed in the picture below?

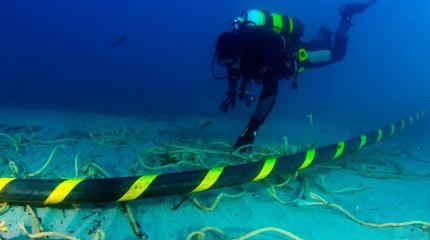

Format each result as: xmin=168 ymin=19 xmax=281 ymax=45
xmin=0 ymin=108 xmax=428 ymax=240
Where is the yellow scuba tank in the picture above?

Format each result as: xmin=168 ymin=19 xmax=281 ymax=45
xmin=233 ymin=10 xmax=308 ymax=76
xmin=233 ymin=10 xmax=304 ymax=41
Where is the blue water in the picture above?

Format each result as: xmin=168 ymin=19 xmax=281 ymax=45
xmin=1 ymin=0 xmax=429 ymax=119
xmin=0 ymin=1 xmax=429 ymax=239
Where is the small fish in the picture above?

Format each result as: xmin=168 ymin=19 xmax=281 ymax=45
xmin=112 ymin=34 xmax=127 ymax=47
xmin=200 ymin=120 xmax=213 ymax=129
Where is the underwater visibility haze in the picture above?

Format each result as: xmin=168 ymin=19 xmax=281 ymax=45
xmin=0 ymin=0 xmax=429 ymax=239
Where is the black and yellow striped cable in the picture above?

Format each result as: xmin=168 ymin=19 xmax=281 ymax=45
xmin=0 ymin=110 xmax=427 ymax=205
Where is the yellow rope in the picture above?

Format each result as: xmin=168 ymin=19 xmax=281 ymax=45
xmin=308 ymin=192 xmax=430 ymax=229
xmin=212 ymin=159 xmax=247 ymax=167
xmin=88 ymin=124 xmax=131 ymax=145
xmin=8 ymin=161 xmax=19 ymax=177
xmin=136 ymin=140 xmax=290 ymax=176
xmin=268 ymin=174 xmax=296 ymax=188
xmin=170 ymin=144 xmax=251 ymax=161
xmin=268 ymin=185 xmax=305 ymax=205
xmin=138 ymin=155 xmax=194 ymax=170
xmin=137 ymin=141 xmax=256 ymax=173
xmin=88 ymin=128 xmax=106 ymax=145
xmin=317 ymin=165 xmax=342 ymax=170
xmin=316 ymin=176 xmax=366 ymax=194
xmin=269 ymin=187 xmax=296 ymax=205
xmin=28 ymin=145 xmax=65 ymax=177
xmin=234 ymin=227 xmax=303 ymax=240
xmin=21 ymin=134 xmax=77 ymax=145
xmin=268 ymin=174 xmax=306 ymax=205
xmin=206 ymin=141 xmax=232 ymax=148
xmin=87 ymin=163 xmax=146 ymax=240
xmin=0 ymin=220 xmax=8 ymax=233
xmin=26 ymin=205 xmax=44 ymax=233
xmin=0 ymin=203 xmax=9 ymax=215
xmin=306 ymin=114 xmax=314 ymax=129
xmin=356 ymin=164 xmax=428 ymax=180
xmin=186 ymin=227 xmax=225 ymax=240
xmin=124 ymin=204 xmax=146 ymax=240
xmin=19 ymin=222 xmax=79 ymax=240
xmin=191 ymin=191 xmax=246 ymax=211
xmin=74 ymin=154 xmax=80 ymax=178
xmin=92 ymin=227 xmax=105 ymax=240
xmin=89 ymin=162 xmax=111 ymax=178
xmin=186 ymin=226 xmax=303 ymax=240
xmin=0 ymin=133 xmax=20 ymax=153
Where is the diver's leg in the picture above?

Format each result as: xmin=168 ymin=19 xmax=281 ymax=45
xmin=234 ymin=74 xmax=278 ymax=150
xmin=333 ymin=1 xmax=378 ymax=61
xmin=331 ymin=10 xmax=353 ymax=61
xmin=331 ymin=25 xmax=349 ymax=62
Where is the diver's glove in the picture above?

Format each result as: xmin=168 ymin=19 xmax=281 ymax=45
xmin=219 ymin=90 xmax=236 ymax=113
xmin=238 ymin=90 xmax=256 ymax=107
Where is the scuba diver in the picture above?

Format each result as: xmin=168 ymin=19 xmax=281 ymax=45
xmin=214 ymin=1 xmax=378 ymax=150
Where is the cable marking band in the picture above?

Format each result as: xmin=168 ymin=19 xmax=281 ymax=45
xmin=192 ymin=167 xmax=224 ymax=193
xmin=253 ymin=158 xmax=277 ymax=181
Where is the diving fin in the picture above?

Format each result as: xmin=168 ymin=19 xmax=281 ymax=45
xmin=339 ymin=0 xmax=379 ymax=20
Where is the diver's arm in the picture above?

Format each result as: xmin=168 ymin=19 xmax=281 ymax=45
xmin=219 ymin=75 xmax=238 ymax=113
xmin=219 ymin=65 xmax=240 ymax=113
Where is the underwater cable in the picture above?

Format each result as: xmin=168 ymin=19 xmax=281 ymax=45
xmin=0 ymin=110 xmax=427 ymax=205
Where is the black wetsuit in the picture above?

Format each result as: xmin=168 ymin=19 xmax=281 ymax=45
xmin=251 ymin=18 xmax=351 ymax=122
xmin=216 ymin=2 xmax=376 ymax=149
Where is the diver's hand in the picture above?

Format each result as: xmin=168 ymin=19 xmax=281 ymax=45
xmin=219 ymin=91 xmax=236 ymax=113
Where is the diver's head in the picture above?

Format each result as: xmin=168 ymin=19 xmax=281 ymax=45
xmin=215 ymin=32 xmax=241 ymax=67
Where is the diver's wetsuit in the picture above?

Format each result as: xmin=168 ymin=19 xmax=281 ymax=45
xmin=216 ymin=2 xmax=377 ymax=150
xmin=236 ymin=26 xmax=349 ymax=149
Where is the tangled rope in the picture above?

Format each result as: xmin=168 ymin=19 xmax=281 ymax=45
xmin=186 ymin=226 xmax=303 ymax=240
xmin=300 ymin=192 xmax=430 ymax=230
